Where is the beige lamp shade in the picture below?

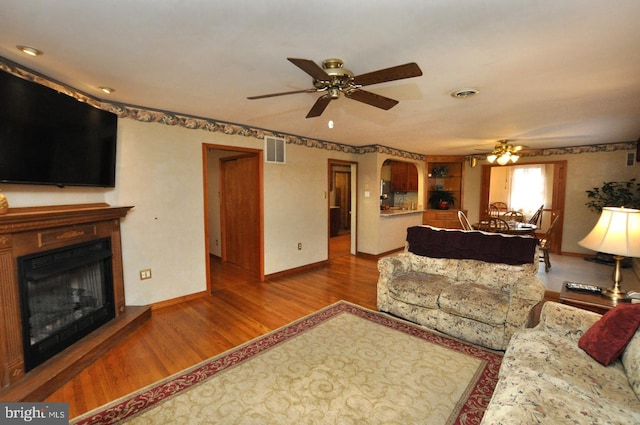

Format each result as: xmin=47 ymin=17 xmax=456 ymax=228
xmin=578 ymin=207 xmax=640 ymax=257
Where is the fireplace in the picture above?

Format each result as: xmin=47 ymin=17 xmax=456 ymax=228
xmin=0 ymin=203 xmax=136 ymax=394
xmin=18 ymin=238 xmax=115 ymax=371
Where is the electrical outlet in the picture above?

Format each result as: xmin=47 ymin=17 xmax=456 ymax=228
xmin=298 ymin=242 xmax=302 ymax=250
xmin=215 ymin=239 xmax=219 ymax=246
xmin=139 ymin=269 xmax=152 ymax=280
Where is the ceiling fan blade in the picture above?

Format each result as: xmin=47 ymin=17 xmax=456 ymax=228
xmin=247 ymin=88 xmax=317 ymax=100
xmin=306 ymin=95 xmax=332 ymax=118
xmin=345 ymin=89 xmax=399 ymax=110
xmin=352 ymin=62 xmax=422 ymax=86
xmin=287 ymin=58 xmax=330 ymax=81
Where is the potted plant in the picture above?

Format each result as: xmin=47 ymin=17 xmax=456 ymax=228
xmin=585 ymin=178 xmax=640 ymax=212
xmin=428 ymin=190 xmax=456 ymax=210
xmin=584 ymin=178 xmax=639 ymax=266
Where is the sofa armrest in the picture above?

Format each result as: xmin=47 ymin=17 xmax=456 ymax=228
xmin=536 ymin=301 xmax=601 ymax=342
xmin=504 ymin=276 xmax=546 ymax=332
xmin=377 ymin=252 xmax=412 ymax=277
xmin=510 ymin=275 xmax=545 ymax=302
xmin=376 ymin=253 xmax=412 ymax=311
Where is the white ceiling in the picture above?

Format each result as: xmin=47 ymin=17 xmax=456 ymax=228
xmin=1 ymin=0 xmax=639 ymax=156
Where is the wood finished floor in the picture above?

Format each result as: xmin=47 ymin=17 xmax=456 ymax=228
xmin=45 ymin=254 xmax=379 ymax=418
xmin=43 ymin=247 xmax=639 ymax=418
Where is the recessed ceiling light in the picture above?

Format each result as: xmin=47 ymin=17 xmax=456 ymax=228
xmin=16 ymin=45 xmax=43 ymax=57
xmin=451 ymin=88 xmax=479 ymax=99
xmin=99 ymin=87 xmax=115 ymax=94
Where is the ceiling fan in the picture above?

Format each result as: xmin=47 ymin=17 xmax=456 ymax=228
xmin=483 ymin=140 xmax=526 ymax=165
xmin=247 ymin=58 xmax=423 ymax=118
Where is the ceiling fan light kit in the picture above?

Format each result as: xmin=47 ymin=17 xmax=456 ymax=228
xmin=486 ymin=140 xmax=523 ymax=165
xmin=248 ymin=57 xmax=423 ymax=118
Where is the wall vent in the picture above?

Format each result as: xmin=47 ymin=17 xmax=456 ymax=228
xmin=265 ymin=136 xmax=286 ymax=164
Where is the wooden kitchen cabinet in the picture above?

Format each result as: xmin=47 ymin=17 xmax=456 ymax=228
xmin=390 ymin=161 xmax=418 ymax=192
xmin=422 ymin=209 xmax=468 ymax=229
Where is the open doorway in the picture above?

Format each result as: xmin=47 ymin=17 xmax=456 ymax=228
xmin=203 ymin=144 xmax=264 ymax=291
xmin=328 ymin=160 xmax=357 ymax=258
xmin=479 ymin=160 xmax=567 ymax=253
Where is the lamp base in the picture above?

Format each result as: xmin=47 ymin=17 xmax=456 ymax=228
xmin=601 ymin=287 xmax=629 ymax=301
xmin=600 ymin=255 xmax=631 ymax=301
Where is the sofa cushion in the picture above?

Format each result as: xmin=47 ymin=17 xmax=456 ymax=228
xmin=387 ymin=272 xmax=452 ymax=309
xmin=408 ymin=255 xmax=459 ymax=280
xmin=483 ymin=326 xmax=640 ymax=424
xmin=438 ymin=282 xmax=510 ymax=326
xmin=578 ymin=303 xmax=640 ymax=366
xmin=482 ymin=367 xmax=640 ymax=425
xmin=456 ymin=259 xmax=531 ymax=292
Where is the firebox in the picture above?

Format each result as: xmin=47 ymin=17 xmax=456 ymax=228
xmin=17 ymin=237 xmax=115 ymax=371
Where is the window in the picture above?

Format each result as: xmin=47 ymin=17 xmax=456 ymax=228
xmin=509 ymin=165 xmax=546 ymax=217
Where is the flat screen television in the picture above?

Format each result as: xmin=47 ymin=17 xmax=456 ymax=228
xmin=0 ymin=70 xmax=118 ymax=187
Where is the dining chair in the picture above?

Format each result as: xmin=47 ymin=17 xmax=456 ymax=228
xmin=476 ymin=217 xmax=509 ymax=232
xmin=503 ymin=210 xmax=525 ymax=222
xmin=458 ymin=210 xmax=472 ymax=230
xmin=539 ymin=215 xmax=560 ymax=272
xmin=488 ymin=205 xmax=500 ymax=217
xmin=490 ymin=202 xmax=509 ymax=214
xmin=528 ymin=205 xmax=544 ymax=227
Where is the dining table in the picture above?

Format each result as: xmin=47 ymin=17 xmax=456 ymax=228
xmin=472 ymin=220 xmax=537 ymax=236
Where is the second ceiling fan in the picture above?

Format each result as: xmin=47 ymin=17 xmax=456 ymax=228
xmin=247 ymin=58 xmax=423 ymax=118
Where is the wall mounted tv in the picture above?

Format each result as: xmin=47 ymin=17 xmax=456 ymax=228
xmin=0 ymin=70 xmax=118 ymax=187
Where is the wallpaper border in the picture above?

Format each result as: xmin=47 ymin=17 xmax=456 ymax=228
xmin=1 ymin=56 xmax=635 ymax=162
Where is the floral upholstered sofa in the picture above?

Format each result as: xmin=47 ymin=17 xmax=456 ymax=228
xmin=377 ymin=225 xmax=545 ymax=350
xmin=481 ymin=301 xmax=640 ymax=424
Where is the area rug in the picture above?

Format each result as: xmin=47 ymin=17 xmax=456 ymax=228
xmin=71 ymin=301 xmax=502 ymax=425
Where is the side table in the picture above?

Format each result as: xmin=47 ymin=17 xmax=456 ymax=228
xmin=559 ymin=282 xmax=632 ymax=315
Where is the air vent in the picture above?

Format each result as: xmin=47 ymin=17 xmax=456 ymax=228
xmin=265 ymin=136 xmax=286 ymax=164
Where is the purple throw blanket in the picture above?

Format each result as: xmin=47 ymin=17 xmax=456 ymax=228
xmin=406 ymin=226 xmax=538 ymax=265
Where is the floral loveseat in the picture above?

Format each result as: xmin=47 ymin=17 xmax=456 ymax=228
xmin=377 ymin=225 xmax=545 ymax=350
xmin=481 ymin=301 xmax=640 ymax=424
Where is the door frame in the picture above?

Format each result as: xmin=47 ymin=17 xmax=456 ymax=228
xmin=202 ymin=144 xmax=264 ymax=292
xmin=479 ymin=160 xmax=567 ymax=253
xmin=328 ymin=159 xmax=358 ymax=256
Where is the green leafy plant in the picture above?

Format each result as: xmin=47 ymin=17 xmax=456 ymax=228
xmin=428 ymin=190 xmax=456 ymax=209
xmin=585 ymin=178 xmax=640 ymax=213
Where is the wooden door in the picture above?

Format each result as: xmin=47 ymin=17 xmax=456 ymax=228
xmin=220 ymin=154 xmax=260 ymax=274
xmin=335 ymin=171 xmax=351 ymax=231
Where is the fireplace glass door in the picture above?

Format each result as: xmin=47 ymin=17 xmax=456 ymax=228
xmin=18 ymin=238 xmax=115 ymax=371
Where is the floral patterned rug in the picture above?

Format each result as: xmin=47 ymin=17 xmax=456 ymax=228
xmin=71 ymin=301 xmax=502 ymax=424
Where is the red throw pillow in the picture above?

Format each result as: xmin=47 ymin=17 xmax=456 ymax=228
xmin=578 ymin=304 xmax=640 ymax=366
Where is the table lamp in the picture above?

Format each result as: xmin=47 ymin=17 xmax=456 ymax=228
xmin=578 ymin=207 xmax=640 ymax=300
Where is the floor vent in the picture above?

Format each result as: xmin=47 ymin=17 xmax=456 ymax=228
xmin=265 ymin=136 xmax=286 ymax=164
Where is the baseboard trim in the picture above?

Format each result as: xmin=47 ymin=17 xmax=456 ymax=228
xmin=151 ymin=291 xmax=208 ymax=311
xmin=357 ymin=247 xmax=404 ymax=261
xmin=265 ymin=260 xmax=330 ymax=280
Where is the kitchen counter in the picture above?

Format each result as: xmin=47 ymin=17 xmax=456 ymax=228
xmin=380 ymin=209 xmax=424 ymax=217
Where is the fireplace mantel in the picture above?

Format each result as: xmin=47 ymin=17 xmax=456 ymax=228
xmin=0 ymin=203 xmax=134 ymax=392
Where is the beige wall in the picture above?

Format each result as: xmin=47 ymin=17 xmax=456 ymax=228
xmin=1 ymin=114 xmax=635 ymax=305
xmin=2 ymin=119 xmax=368 ymax=305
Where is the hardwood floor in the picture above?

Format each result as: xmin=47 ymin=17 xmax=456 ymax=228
xmin=42 ymin=250 xmax=640 ymax=418
xmin=45 ymin=254 xmax=379 ymax=418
